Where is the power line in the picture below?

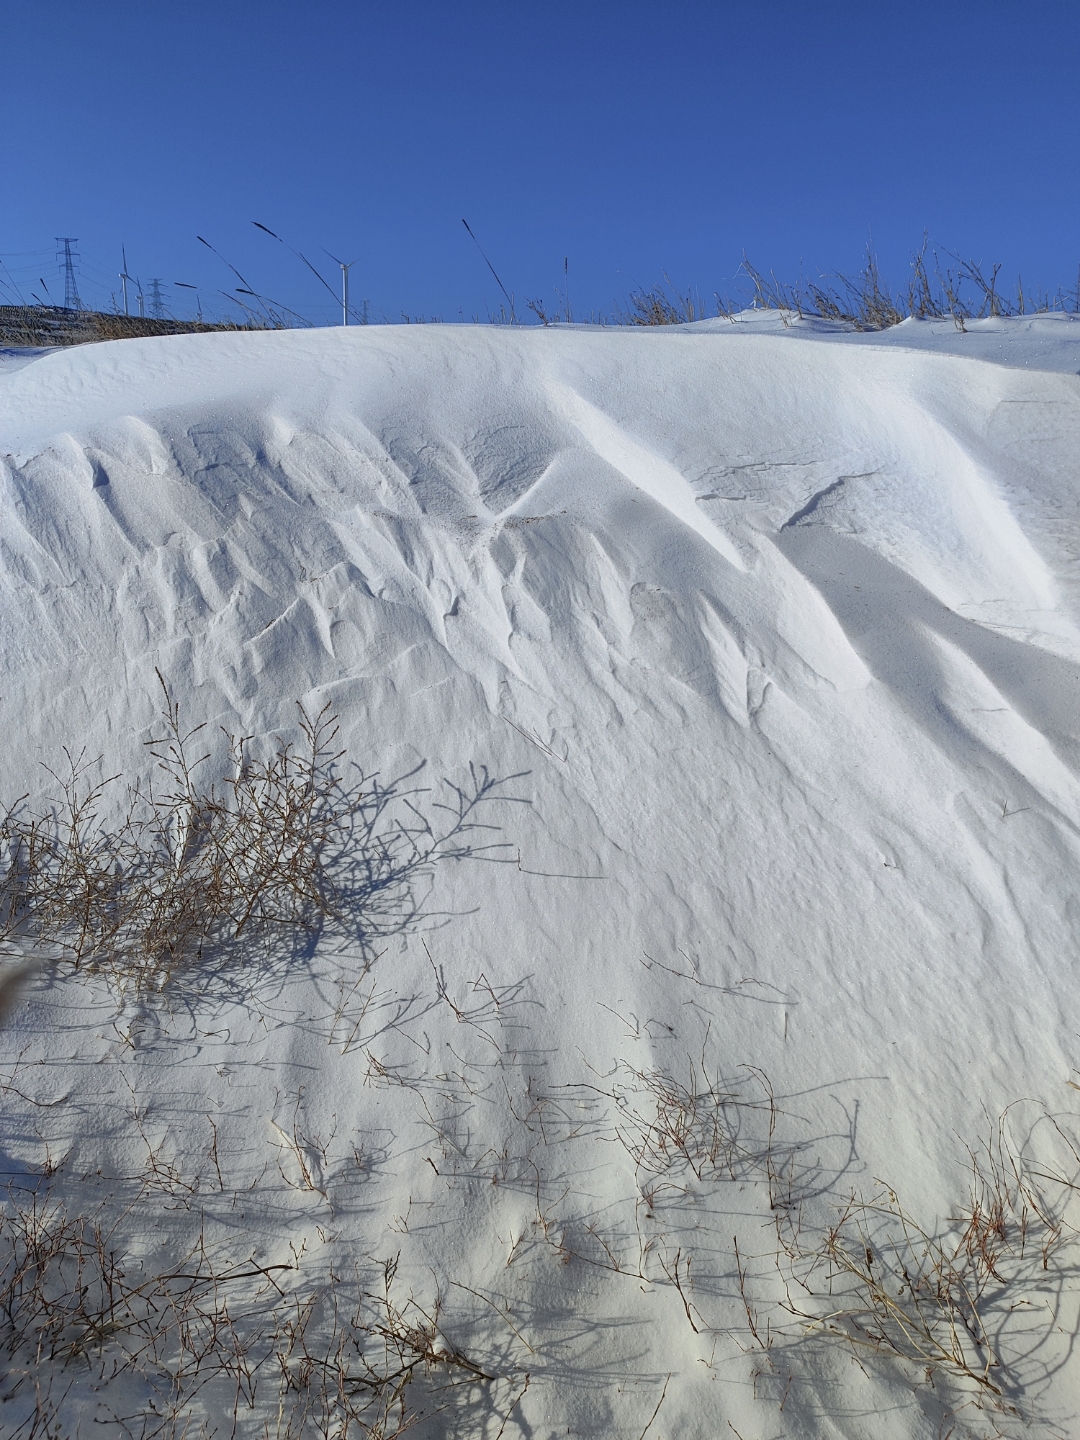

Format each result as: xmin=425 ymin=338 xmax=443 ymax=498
xmin=0 ymin=257 xmax=26 ymax=305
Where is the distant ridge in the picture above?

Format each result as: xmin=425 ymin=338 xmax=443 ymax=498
xmin=0 ymin=304 xmax=274 ymax=347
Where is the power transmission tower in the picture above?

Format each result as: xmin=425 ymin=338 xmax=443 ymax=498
xmin=56 ymin=237 xmax=83 ymax=310
xmin=147 ymin=278 xmax=167 ymax=319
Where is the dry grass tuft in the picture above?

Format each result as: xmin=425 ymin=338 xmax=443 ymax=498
xmin=619 ymin=277 xmax=709 ymax=326
xmin=761 ymin=1108 xmax=1080 ymax=1424
xmin=0 ymin=674 xmax=510 ymax=993
xmin=625 ymin=239 xmax=1080 ymax=330
xmin=578 ymin=1044 xmax=1080 ymax=1427
xmin=607 ymin=1059 xmax=776 ymax=1185
xmin=0 ymin=1185 xmax=518 ymax=1439
xmin=733 ymin=239 xmax=1080 ymax=331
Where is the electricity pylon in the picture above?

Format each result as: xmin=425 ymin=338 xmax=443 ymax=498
xmin=56 ymin=238 xmax=83 ymax=310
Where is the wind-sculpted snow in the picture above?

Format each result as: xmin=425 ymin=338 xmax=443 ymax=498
xmin=3 ymin=314 xmax=1080 ymax=1437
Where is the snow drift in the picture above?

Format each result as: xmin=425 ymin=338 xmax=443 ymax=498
xmin=3 ymin=313 xmax=1080 ymax=1437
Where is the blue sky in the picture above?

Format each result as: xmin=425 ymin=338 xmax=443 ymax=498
xmin=3 ymin=1 xmax=1079 ymax=324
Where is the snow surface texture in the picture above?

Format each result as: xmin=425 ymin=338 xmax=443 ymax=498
xmin=2 ymin=313 xmax=1080 ymax=1436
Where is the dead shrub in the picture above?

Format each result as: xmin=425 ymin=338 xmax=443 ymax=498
xmin=732 ymin=238 xmax=1078 ymax=330
xmin=606 ymin=1059 xmax=777 ymax=1186
xmin=0 ymin=674 xmax=510 ymax=993
xmin=0 ymin=1186 xmax=516 ymax=1439
xmin=774 ymin=1110 xmax=1076 ymax=1415
xmin=619 ymin=277 xmax=707 ymax=326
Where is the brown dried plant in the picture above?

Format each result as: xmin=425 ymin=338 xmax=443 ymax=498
xmin=728 ymin=239 xmax=1077 ymax=330
xmin=0 ymin=674 xmax=510 ymax=994
xmin=620 ymin=276 xmax=708 ymax=326
xmin=607 ymin=1058 xmax=776 ymax=1186
xmin=0 ymin=1184 xmax=518 ymax=1439
xmin=777 ymin=1112 xmax=1074 ymax=1411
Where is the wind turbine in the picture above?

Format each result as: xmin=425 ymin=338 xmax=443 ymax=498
xmin=324 ymin=250 xmax=357 ymax=326
xmin=119 ymin=246 xmax=134 ymax=316
xmin=253 ymin=223 xmax=363 ymax=326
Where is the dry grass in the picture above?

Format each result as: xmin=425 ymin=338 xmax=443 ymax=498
xmin=0 ymin=675 xmax=511 ymax=994
xmin=791 ymin=1185 xmax=1018 ymax=1398
xmin=5 ymin=241 xmax=1075 ymax=344
xmin=606 ymin=1058 xmax=776 ymax=1185
xmin=731 ymin=239 xmax=1079 ymax=331
xmin=623 ymin=240 xmax=1080 ymax=330
xmin=574 ymin=1044 xmax=1080 ymax=1428
xmin=737 ymin=1107 xmax=1080 ymax=1431
xmin=0 ymin=304 xmax=273 ymax=348
xmin=619 ymin=277 xmax=709 ymax=326
xmin=0 ymin=997 xmax=535 ymax=1437
xmin=0 ymin=1186 xmax=520 ymax=1439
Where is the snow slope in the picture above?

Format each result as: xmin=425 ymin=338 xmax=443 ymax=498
xmin=3 ymin=313 xmax=1080 ymax=1437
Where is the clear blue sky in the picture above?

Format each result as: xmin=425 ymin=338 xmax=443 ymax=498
xmin=3 ymin=1 xmax=1078 ymax=325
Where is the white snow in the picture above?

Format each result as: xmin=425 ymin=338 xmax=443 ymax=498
xmin=3 ymin=313 xmax=1080 ymax=1437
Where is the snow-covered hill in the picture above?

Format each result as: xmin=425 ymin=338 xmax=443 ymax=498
xmin=3 ymin=313 xmax=1080 ymax=1437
